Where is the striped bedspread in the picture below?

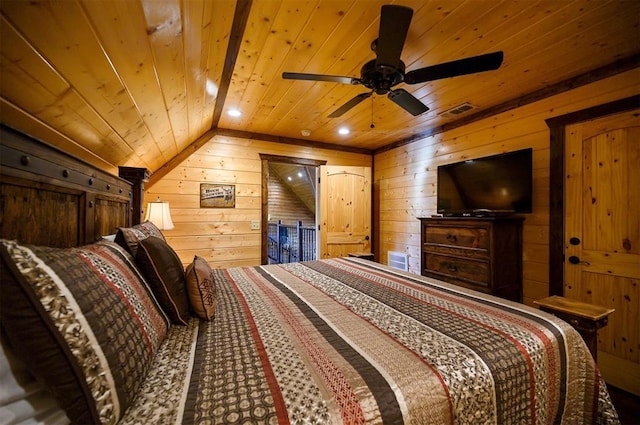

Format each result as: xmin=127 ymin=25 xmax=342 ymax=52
xmin=120 ymin=258 xmax=619 ymax=424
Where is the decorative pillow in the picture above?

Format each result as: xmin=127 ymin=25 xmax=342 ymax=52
xmin=135 ymin=237 xmax=190 ymax=325
xmin=114 ymin=220 xmax=165 ymax=257
xmin=0 ymin=239 xmax=169 ymax=425
xmin=185 ymin=256 xmax=216 ymax=321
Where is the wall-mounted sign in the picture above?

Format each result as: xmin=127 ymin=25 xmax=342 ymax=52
xmin=200 ymin=184 xmax=235 ymax=208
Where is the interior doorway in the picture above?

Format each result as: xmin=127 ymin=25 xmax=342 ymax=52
xmin=267 ymin=162 xmax=316 ymax=264
xmin=259 ymin=154 xmax=326 ymax=264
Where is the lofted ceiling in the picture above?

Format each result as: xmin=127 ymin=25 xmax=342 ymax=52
xmin=0 ymin=0 xmax=638 ymax=175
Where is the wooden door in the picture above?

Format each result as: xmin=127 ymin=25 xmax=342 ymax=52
xmin=319 ymin=166 xmax=371 ymax=258
xmin=564 ymin=109 xmax=640 ymax=395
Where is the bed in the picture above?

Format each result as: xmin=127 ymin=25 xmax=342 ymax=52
xmin=0 ymin=127 xmax=620 ymax=424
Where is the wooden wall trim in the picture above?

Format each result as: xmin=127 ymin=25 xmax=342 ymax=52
xmin=219 ymin=128 xmax=373 ymax=155
xmin=259 ymin=154 xmax=328 ymax=166
xmin=545 ymin=94 xmax=640 ymax=296
xmin=377 ymin=54 xmax=640 ymax=154
xmin=261 ymin=158 xmax=269 ymax=264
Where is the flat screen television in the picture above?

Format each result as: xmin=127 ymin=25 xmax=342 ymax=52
xmin=436 ymin=148 xmax=533 ymax=216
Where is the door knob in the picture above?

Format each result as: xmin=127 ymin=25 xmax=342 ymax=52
xmin=568 ymin=255 xmax=590 ymax=266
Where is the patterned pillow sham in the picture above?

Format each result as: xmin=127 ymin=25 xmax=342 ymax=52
xmin=114 ymin=220 xmax=165 ymax=257
xmin=185 ymin=256 xmax=216 ymax=321
xmin=0 ymin=239 xmax=170 ymax=425
xmin=136 ymin=237 xmax=190 ymax=325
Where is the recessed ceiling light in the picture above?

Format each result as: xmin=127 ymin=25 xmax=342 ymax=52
xmin=227 ymin=109 xmax=241 ymax=117
xmin=301 ymin=129 xmax=311 ymax=137
xmin=338 ymin=127 xmax=350 ymax=135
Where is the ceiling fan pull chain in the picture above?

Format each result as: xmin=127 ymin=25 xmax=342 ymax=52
xmin=370 ymin=95 xmax=375 ymax=129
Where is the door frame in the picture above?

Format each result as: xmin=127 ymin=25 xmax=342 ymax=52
xmin=259 ymin=154 xmax=327 ymax=264
xmin=545 ymin=94 xmax=639 ymax=295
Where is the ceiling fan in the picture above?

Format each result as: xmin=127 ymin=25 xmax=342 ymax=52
xmin=282 ymin=5 xmax=504 ymax=118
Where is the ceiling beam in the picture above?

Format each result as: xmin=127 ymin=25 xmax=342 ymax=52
xmin=215 ymin=128 xmax=373 ymax=155
xmin=210 ymin=0 xmax=253 ymax=129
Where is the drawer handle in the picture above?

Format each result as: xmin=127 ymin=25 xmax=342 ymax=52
xmin=447 ymin=264 xmax=458 ymax=273
xmin=446 ymin=233 xmax=457 ymax=243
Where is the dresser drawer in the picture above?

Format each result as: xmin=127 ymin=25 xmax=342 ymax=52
xmin=424 ymin=253 xmax=490 ymax=287
xmin=419 ymin=217 xmax=523 ymax=302
xmin=424 ymin=225 xmax=489 ymax=251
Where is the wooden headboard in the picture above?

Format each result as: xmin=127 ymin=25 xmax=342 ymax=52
xmin=0 ymin=125 xmax=147 ymax=248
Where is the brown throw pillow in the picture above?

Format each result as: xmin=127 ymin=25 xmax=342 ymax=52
xmin=185 ymin=256 xmax=216 ymax=321
xmin=114 ymin=221 xmax=166 ymax=257
xmin=135 ymin=237 xmax=190 ymax=325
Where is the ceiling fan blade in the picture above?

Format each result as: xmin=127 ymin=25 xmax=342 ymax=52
xmin=387 ymin=88 xmax=429 ymax=116
xmin=404 ymin=51 xmax=504 ymax=84
xmin=282 ymin=72 xmax=356 ymax=85
xmin=328 ymin=92 xmax=372 ymax=118
xmin=375 ymin=5 xmax=413 ymax=69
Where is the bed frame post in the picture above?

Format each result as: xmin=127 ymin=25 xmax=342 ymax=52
xmin=119 ymin=167 xmax=150 ymax=225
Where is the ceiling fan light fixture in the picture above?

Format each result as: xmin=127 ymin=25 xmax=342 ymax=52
xmin=281 ymin=5 xmax=503 ymax=119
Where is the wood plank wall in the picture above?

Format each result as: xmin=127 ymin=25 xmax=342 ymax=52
xmin=374 ymin=69 xmax=639 ymax=307
xmin=146 ymin=134 xmax=370 ymax=268
xmin=268 ymin=172 xmax=315 ymax=226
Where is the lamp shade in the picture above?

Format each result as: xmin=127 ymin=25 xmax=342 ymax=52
xmin=144 ymin=199 xmax=174 ymax=230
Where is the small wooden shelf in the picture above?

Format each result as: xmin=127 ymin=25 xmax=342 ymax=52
xmin=534 ymin=295 xmax=615 ymax=320
xmin=534 ymin=295 xmax=614 ymax=360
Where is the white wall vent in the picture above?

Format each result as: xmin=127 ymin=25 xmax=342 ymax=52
xmin=439 ymin=102 xmax=476 ymax=119
xmin=387 ymin=251 xmax=409 ymax=271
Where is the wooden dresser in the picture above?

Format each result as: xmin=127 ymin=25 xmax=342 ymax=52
xmin=419 ymin=217 xmax=524 ymax=302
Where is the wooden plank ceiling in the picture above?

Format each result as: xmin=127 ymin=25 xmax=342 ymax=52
xmin=1 ymin=0 xmax=638 ymax=174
